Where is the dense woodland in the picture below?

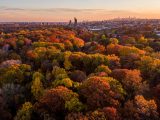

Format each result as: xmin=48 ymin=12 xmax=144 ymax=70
xmin=0 ymin=26 xmax=160 ymax=120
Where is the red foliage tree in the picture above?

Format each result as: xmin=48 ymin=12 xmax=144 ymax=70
xmin=35 ymin=86 xmax=84 ymax=119
xmin=112 ymin=69 xmax=142 ymax=97
xmin=123 ymin=95 xmax=159 ymax=120
xmin=79 ymin=76 xmax=125 ymax=110
xmin=65 ymin=112 xmax=88 ymax=120
xmin=87 ymin=107 xmax=121 ymax=120
xmin=69 ymin=70 xmax=87 ymax=82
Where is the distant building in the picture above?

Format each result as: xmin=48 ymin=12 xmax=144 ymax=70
xmin=68 ymin=20 xmax=72 ymax=26
xmin=74 ymin=17 xmax=78 ymax=26
xmin=154 ymin=30 xmax=160 ymax=37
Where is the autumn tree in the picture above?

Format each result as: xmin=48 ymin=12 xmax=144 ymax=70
xmin=71 ymin=37 xmax=84 ymax=50
xmin=106 ymin=55 xmax=121 ymax=69
xmin=79 ymin=76 xmax=125 ymax=110
xmin=106 ymin=44 xmax=122 ymax=55
xmin=153 ymin=84 xmax=160 ymax=113
xmin=35 ymin=86 xmax=84 ymax=119
xmin=69 ymin=52 xmax=86 ymax=70
xmin=52 ymin=78 xmax=73 ymax=88
xmin=52 ymin=66 xmax=68 ymax=80
xmin=95 ymin=65 xmax=111 ymax=76
xmin=109 ymin=38 xmax=119 ymax=44
xmin=123 ymin=95 xmax=159 ymax=120
xmin=65 ymin=112 xmax=88 ymax=120
xmin=2 ymin=84 xmax=25 ymax=115
xmin=0 ymin=88 xmax=12 ymax=120
xmin=63 ymin=51 xmax=72 ymax=70
xmin=87 ymin=107 xmax=121 ymax=120
xmin=14 ymin=102 xmax=33 ymax=120
xmin=83 ymin=42 xmax=105 ymax=54
xmin=112 ymin=69 xmax=142 ymax=97
xmin=120 ymin=53 xmax=140 ymax=69
xmin=119 ymin=46 xmax=145 ymax=56
xmin=0 ymin=64 xmax=31 ymax=85
xmin=69 ymin=70 xmax=86 ymax=82
xmin=137 ymin=56 xmax=160 ymax=86
xmin=82 ymin=53 xmax=109 ymax=74
xmin=31 ymin=72 xmax=44 ymax=100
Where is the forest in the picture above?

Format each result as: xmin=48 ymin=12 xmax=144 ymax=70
xmin=0 ymin=26 xmax=160 ymax=120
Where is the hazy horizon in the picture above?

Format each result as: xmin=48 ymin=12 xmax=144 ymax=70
xmin=1 ymin=0 xmax=160 ymax=22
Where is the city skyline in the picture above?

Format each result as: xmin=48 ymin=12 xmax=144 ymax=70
xmin=1 ymin=0 xmax=160 ymax=22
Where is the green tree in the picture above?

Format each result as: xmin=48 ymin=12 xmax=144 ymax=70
xmin=109 ymin=38 xmax=119 ymax=44
xmin=52 ymin=78 xmax=73 ymax=88
xmin=31 ymin=72 xmax=44 ymax=100
xmin=14 ymin=102 xmax=33 ymax=120
xmin=95 ymin=65 xmax=111 ymax=75
xmin=65 ymin=97 xmax=86 ymax=112
xmin=31 ymin=77 xmax=44 ymax=100
xmin=63 ymin=51 xmax=72 ymax=70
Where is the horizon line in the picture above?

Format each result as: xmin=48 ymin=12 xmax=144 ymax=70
xmin=1 ymin=17 xmax=160 ymax=23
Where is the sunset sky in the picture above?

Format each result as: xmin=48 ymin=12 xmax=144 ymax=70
xmin=0 ymin=0 xmax=160 ymax=22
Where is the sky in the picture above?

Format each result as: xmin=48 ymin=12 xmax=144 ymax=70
xmin=0 ymin=0 xmax=160 ymax=22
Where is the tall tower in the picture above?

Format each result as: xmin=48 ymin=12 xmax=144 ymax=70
xmin=74 ymin=17 xmax=78 ymax=26
xmin=68 ymin=20 xmax=72 ymax=26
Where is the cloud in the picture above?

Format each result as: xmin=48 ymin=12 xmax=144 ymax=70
xmin=0 ymin=6 xmax=160 ymax=22
xmin=0 ymin=6 xmax=25 ymax=11
xmin=0 ymin=6 xmax=130 ymax=13
xmin=0 ymin=6 xmax=91 ymax=11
